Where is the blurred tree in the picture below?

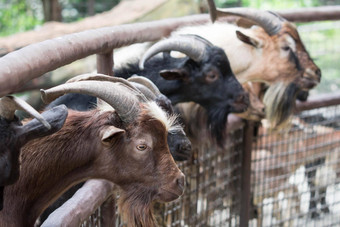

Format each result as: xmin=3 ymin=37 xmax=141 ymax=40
xmin=0 ymin=0 xmax=42 ymax=36
xmin=41 ymin=0 xmax=62 ymax=21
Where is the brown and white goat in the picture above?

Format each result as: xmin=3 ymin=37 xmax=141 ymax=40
xmin=0 ymin=96 xmax=67 ymax=211
xmin=0 ymin=79 xmax=185 ymax=227
xmin=174 ymin=0 xmax=321 ymax=127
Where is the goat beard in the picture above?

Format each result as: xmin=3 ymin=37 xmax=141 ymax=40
xmin=206 ymin=105 xmax=230 ymax=147
xmin=263 ymin=81 xmax=300 ymax=129
xmin=118 ymin=186 xmax=158 ymax=227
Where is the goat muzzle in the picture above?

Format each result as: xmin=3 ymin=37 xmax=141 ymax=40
xmin=158 ymin=173 xmax=185 ymax=202
xmin=231 ymin=92 xmax=250 ymax=113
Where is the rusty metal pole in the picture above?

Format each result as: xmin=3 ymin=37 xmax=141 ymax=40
xmin=240 ymin=120 xmax=254 ymax=227
xmin=97 ymin=50 xmax=114 ymax=76
xmin=97 ymin=50 xmax=116 ymax=226
xmin=101 ymin=196 xmax=116 ymax=226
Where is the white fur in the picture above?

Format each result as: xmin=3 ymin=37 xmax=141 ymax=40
xmin=174 ymin=22 xmax=258 ymax=82
xmin=144 ymin=101 xmax=179 ymax=132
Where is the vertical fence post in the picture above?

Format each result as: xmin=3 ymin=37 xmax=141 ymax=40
xmin=97 ymin=49 xmax=116 ymax=226
xmin=97 ymin=50 xmax=114 ymax=76
xmin=240 ymin=120 xmax=254 ymax=227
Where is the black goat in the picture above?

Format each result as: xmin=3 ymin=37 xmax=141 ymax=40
xmin=50 ymin=35 xmax=249 ymax=146
xmin=0 ymin=96 xmax=67 ymax=210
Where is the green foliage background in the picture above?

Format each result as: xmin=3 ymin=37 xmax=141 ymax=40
xmin=0 ymin=0 xmax=42 ymax=36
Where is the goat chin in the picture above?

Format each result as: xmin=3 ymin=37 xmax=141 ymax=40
xmin=119 ymin=187 xmax=157 ymax=227
xmin=263 ymin=81 xmax=300 ymax=130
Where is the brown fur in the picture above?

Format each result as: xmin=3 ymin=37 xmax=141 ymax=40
xmin=0 ymin=107 xmax=184 ymax=227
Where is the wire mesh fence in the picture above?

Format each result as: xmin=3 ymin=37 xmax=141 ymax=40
xmin=251 ymin=105 xmax=340 ymax=226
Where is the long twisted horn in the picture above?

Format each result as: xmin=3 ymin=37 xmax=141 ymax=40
xmin=41 ymin=81 xmax=142 ymax=124
xmin=0 ymin=96 xmax=51 ymax=129
xmin=139 ymin=35 xmax=213 ymax=70
xmin=207 ymin=0 xmax=285 ymax=36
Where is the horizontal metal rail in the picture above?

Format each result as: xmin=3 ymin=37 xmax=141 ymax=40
xmin=0 ymin=14 xmax=209 ymax=97
xmin=41 ymin=179 xmax=114 ymax=226
xmin=296 ymin=92 xmax=340 ymax=112
xmin=277 ymin=6 xmax=340 ymax=22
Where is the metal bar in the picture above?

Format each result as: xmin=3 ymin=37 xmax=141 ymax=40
xmin=296 ymin=92 xmax=340 ymax=112
xmin=41 ymin=179 xmax=114 ymax=226
xmin=96 ymin=49 xmax=115 ymax=226
xmin=101 ymin=196 xmax=116 ymax=226
xmin=97 ymin=50 xmax=114 ymax=76
xmin=277 ymin=6 xmax=340 ymax=22
xmin=0 ymin=14 xmax=209 ymax=97
xmin=240 ymin=120 xmax=254 ymax=227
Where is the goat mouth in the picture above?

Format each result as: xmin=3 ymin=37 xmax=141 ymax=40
xmin=299 ymin=77 xmax=318 ymax=90
xmin=173 ymin=151 xmax=191 ymax=161
xmin=231 ymin=102 xmax=249 ymax=113
xmin=157 ymin=187 xmax=183 ymax=202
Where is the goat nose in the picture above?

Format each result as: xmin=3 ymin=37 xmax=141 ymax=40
xmin=236 ymin=92 xmax=249 ymax=106
xmin=176 ymin=173 xmax=185 ymax=191
xmin=180 ymin=142 xmax=192 ymax=152
xmin=315 ymin=68 xmax=321 ymax=80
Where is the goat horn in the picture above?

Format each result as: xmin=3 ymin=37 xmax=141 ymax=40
xmin=139 ymin=35 xmax=213 ymax=70
xmin=41 ymin=81 xmax=142 ymax=124
xmin=66 ymin=73 xmax=148 ymax=102
xmin=0 ymin=96 xmax=51 ymax=129
xmin=128 ymin=75 xmax=161 ymax=96
xmin=70 ymin=73 xmax=159 ymax=101
xmin=207 ymin=0 xmax=284 ymax=36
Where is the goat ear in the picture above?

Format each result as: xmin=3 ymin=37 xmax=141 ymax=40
xmin=160 ymin=69 xmax=189 ymax=81
xmin=236 ymin=31 xmax=262 ymax=48
xmin=16 ymin=105 xmax=68 ymax=146
xmin=101 ymin=126 xmax=125 ymax=144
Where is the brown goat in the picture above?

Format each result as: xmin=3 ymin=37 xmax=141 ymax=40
xmin=0 ymin=79 xmax=185 ymax=227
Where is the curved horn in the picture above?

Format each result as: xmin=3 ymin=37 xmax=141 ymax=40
xmin=207 ymin=0 xmax=284 ymax=36
xmin=66 ymin=73 xmax=148 ymax=102
xmin=41 ymin=81 xmax=142 ymax=124
xmin=128 ymin=75 xmax=161 ymax=96
xmin=0 ymin=96 xmax=51 ymax=129
xmin=139 ymin=35 xmax=212 ymax=70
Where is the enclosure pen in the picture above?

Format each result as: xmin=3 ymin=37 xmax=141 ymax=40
xmin=0 ymin=5 xmax=339 ymax=227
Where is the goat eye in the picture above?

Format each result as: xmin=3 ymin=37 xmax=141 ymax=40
xmin=136 ymin=144 xmax=147 ymax=151
xmin=206 ymin=72 xmax=218 ymax=82
xmin=282 ymin=46 xmax=290 ymax=51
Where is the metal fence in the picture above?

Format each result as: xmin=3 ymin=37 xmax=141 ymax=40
xmin=0 ymin=5 xmax=339 ymax=227
xmin=251 ymin=100 xmax=340 ymax=226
